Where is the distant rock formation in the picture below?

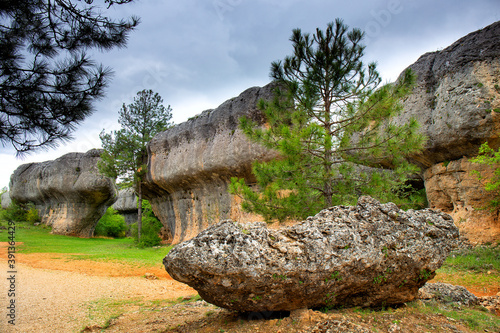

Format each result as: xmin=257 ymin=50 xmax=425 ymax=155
xmin=9 ymin=149 xmax=117 ymax=237
xmin=164 ymin=196 xmax=458 ymax=312
xmin=143 ymin=83 xmax=279 ymax=244
xmin=112 ymin=188 xmax=138 ymax=226
xmin=391 ymin=21 xmax=500 ymax=243
xmin=1 ymin=191 xmax=11 ymax=209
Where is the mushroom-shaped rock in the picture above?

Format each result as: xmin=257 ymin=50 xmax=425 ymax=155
xmin=164 ymin=196 xmax=458 ymax=312
xmin=9 ymin=149 xmax=117 ymax=237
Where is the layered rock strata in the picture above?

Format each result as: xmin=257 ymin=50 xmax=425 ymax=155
xmin=143 ymin=84 xmax=278 ymax=244
xmin=394 ymin=21 xmax=500 ymax=168
xmin=164 ymin=196 xmax=458 ymax=312
xmin=9 ymin=149 xmax=117 ymax=237
xmin=424 ymin=157 xmax=500 ymax=243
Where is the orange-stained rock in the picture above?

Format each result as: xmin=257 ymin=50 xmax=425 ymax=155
xmin=424 ymin=157 xmax=500 ymax=244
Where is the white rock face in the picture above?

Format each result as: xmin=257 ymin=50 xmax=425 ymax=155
xmin=1 ymin=192 xmax=11 ymax=209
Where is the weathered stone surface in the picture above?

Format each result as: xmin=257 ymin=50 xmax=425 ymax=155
xmin=164 ymin=196 xmax=458 ymax=312
xmin=112 ymin=188 xmax=138 ymax=226
xmin=424 ymin=157 xmax=500 ymax=244
xmin=418 ymin=282 xmax=478 ymax=306
xmin=1 ymin=191 xmax=11 ymax=209
xmin=392 ymin=21 xmax=500 ymax=168
xmin=143 ymin=83 xmax=279 ymax=244
xmin=9 ymin=149 xmax=117 ymax=237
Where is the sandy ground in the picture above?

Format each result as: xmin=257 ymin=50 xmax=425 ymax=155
xmin=0 ymin=244 xmax=196 ymax=333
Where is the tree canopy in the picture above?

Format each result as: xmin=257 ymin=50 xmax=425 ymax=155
xmin=99 ymin=89 xmax=173 ymax=240
xmin=0 ymin=0 xmax=139 ymax=155
xmin=230 ymin=19 xmax=425 ymax=222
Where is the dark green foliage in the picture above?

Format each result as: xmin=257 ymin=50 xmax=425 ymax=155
xmin=131 ymin=200 xmax=162 ymax=248
xmin=230 ymin=19 xmax=424 ymax=222
xmin=0 ymin=199 xmax=40 ymax=224
xmin=470 ymin=141 xmax=500 ymax=209
xmin=0 ymin=0 xmax=139 ymax=155
xmin=94 ymin=207 xmax=127 ymax=238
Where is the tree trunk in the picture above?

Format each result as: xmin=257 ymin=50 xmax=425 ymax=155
xmin=137 ymin=180 xmax=142 ymax=242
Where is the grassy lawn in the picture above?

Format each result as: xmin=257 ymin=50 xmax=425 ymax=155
xmin=4 ymin=222 xmax=172 ymax=267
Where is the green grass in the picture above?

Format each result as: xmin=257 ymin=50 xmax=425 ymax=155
xmin=413 ymin=301 xmax=500 ymax=331
xmin=441 ymin=243 xmax=500 ymax=273
xmin=5 ymin=222 xmax=172 ymax=267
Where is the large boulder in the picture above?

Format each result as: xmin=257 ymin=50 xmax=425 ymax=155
xmin=112 ymin=188 xmax=138 ymax=226
xmin=9 ymin=149 xmax=117 ymax=237
xmin=143 ymin=83 xmax=279 ymax=244
xmin=164 ymin=196 xmax=458 ymax=312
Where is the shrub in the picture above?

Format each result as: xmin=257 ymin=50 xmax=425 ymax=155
xmin=131 ymin=199 xmax=163 ymax=248
xmin=0 ymin=199 xmax=30 ymax=223
xmin=94 ymin=207 xmax=128 ymax=238
xmin=471 ymin=141 xmax=500 ymax=209
xmin=25 ymin=203 xmax=41 ymax=224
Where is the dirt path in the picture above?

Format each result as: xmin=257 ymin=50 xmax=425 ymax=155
xmin=0 ymin=243 xmax=196 ymax=333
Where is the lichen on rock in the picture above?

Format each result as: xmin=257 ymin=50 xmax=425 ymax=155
xmin=164 ymin=196 xmax=459 ymax=312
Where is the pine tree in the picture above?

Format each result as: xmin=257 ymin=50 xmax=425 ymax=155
xmin=99 ymin=89 xmax=173 ymax=241
xmin=0 ymin=0 xmax=139 ymax=155
xmin=230 ymin=19 xmax=425 ymax=222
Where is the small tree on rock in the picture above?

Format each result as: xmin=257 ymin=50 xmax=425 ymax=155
xmin=230 ymin=19 xmax=425 ymax=222
xmin=99 ymin=89 xmax=173 ymax=241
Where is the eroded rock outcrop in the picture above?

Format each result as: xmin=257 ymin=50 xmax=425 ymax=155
xmin=143 ymin=84 xmax=278 ymax=244
xmin=112 ymin=188 xmax=138 ymax=226
xmin=394 ymin=21 xmax=500 ymax=167
xmin=9 ymin=149 xmax=117 ymax=237
xmin=424 ymin=157 xmax=500 ymax=243
xmin=164 ymin=196 xmax=458 ymax=312
xmin=391 ymin=21 xmax=500 ymax=243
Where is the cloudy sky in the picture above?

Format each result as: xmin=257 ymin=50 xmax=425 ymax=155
xmin=1 ymin=0 xmax=499 ymax=189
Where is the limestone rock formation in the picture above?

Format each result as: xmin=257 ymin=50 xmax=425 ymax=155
xmin=388 ymin=21 xmax=500 ymax=243
xmin=164 ymin=196 xmax=458 ymax=312
xmin=1 ymin=191 xmax=11 ymax=209
xmin=424 ymin=157 xmax=500 ymax=243
xmin=112 ymin=188 xmax=138 ymax=226
xmin=143 ymin=83 xmax=279 ymax=244
xmin=393 ymin=21 xmax=500 ymax=168
xmin=9 ymin=149 xmax=117 ymax=237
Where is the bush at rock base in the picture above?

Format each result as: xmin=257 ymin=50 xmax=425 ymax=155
xmin=131 ymin=199 xmax=163 ymax=248
xmin=94 ymin=207 xmax=128 ymax=238
xmin=0 ymin=200 xmax=40 ymax=224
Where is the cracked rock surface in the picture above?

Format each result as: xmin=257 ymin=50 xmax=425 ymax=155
xmin=164 ymin=196 xmax=459 ymax=312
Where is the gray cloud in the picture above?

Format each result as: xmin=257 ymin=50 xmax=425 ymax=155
xmin=1 ymin=0 xmax=499 ymax=187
